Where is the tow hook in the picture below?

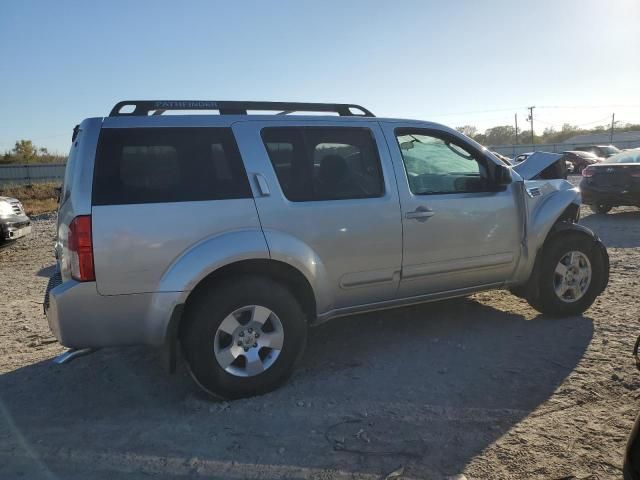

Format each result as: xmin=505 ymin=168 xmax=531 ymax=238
xmin=52 ymin=348 xmax=98 ymax=365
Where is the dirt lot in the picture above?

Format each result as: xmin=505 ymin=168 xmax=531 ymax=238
xmin=1 ymin=185 xmax=639 ymax=479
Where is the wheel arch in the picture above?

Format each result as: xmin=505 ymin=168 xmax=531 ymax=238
xmin=163 ymin=258 xmax=317 ymax=374
xmin=514 ymin=220 xmax=609 ymax=301
xmin=182 ymin=258 xmax=317 ymax=326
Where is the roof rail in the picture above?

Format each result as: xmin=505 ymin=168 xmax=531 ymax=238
xmin=109 ymin=100 xmax=375 ymax=117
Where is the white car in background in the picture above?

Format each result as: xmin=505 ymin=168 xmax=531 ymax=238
xmin=0 ymin=196 xmax=31 ymax=241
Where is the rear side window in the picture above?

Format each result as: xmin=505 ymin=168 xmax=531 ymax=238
xmin=261 ymin=127 xmax=384 ymax=201
xmin=92 ymin=127 xmax=251 ymax=205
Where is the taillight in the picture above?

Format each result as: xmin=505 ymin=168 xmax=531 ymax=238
xmin=582 ymin=167 xmax=595 ymax=177
xmin=68 ymin=215 xmax=95 ymax=281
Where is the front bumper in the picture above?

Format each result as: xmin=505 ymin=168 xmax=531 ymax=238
xmin=44 ymin=270 xmax=182 ymax=348
xmin=0 ymin=215 xmax=31 ymax=240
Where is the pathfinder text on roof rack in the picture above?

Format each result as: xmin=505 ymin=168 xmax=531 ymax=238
xmin=109 ymin=100 xmax=375 ymax=117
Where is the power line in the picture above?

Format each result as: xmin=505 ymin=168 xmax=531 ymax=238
xmin=429 ymin=104 xmax=640 ymax=119
xmin=537 ymin=104 xmax=640 ymax=110
xmin=536 ymin=115 xmax=612 ymax=128
xmin=428 ymin=107 xmax=527 ymax=118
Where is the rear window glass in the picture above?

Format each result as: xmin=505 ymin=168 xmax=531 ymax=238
xmin=92 ymin=127 xmax=251 ymax=205
xmin=603 ymin=151 xmax=640 ymax=164
xmin=261 ymin=127 xmax=384 ymax=201
xmin=574 ymin=151 xmax=597 ymax=158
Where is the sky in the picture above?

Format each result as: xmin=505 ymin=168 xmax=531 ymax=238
xmin=1 ymin=0 xmax=639 ymax=153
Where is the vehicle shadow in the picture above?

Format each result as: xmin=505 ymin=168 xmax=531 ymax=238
xmin=580 ymin=209 xmax=640 ymax=248
xmin=36 ymin=265 xmax=56 ymax=277
xmin=0 ymin=298 xmax=593 ymax=479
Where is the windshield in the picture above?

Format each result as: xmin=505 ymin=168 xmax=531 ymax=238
xmin=603 ymin=150 xmax=640 ymax=164
xmin=600 ymin=146 xmax=620 ymax=155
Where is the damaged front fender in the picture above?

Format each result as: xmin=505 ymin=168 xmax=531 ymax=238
xmin=510 ymin=175 xmax=583 ymax=286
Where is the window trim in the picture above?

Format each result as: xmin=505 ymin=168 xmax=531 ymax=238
xmin=393 ymin=127 xmax=498 ymax=196
xmin=260 ymin=126 xmax=386 ymax=202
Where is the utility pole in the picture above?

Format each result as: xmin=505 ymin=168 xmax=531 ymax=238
xmin=527 ymin=106 xmax=535 ymax=146
xmin=610 ymin=113 xmax=615 ymax=144
xmin=514 ymin=113 xmax=519 ymax=145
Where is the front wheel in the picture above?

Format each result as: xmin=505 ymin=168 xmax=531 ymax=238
xmin=181 ymin=275 xmax=308 ymax=399
xmin=527 ymin=231 xmax=608 ymax=317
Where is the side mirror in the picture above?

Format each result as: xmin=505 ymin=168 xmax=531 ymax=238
xmin=494 ymin=163 xmax=512 ymax=186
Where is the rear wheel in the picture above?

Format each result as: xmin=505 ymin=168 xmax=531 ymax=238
xmin=181 ymin=275 xmax=308 ymax=399
xmin=527 ymin=232 xmax=607 ymax=317
xmin=590 ymin=203 xmax=612 ymax=214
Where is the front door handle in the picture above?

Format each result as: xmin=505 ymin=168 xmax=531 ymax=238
xmin=405 ymin=206 xmax=435 ymax=220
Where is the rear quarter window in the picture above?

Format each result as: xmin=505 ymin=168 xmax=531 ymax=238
xmin=92 ymin=127 xmax=251 ymax=205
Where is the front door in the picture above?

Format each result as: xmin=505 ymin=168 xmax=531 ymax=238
xmin=382 ymin=124 xmax=521 ymax=298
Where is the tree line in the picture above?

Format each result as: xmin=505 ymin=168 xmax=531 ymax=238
xmin=1 ymin=140 xmax=67 ymax=165
xmin=456 ymin=122 xmax=640 ymax=146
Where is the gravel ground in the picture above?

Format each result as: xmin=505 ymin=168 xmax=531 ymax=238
xmin=1 ymin=182 xmax=639 ymax=479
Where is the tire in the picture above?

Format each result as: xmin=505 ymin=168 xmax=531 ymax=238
xmin=181 ymin=275 xmax=308 ymax=399
xmin=590 ymin=203 xmax=612 ymax=214
xmin=526 ymin=231 xmax=607 ymax=317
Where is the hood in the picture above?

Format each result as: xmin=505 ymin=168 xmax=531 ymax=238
xmin=512 ymin=151 xmax=563 ymax=180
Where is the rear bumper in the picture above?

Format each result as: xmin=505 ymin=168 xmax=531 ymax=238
xmin=0 ymin=215 xmax=31 ymax=240
xmin=580 ymin=183 xmax=640 ymax=206
xmin=45 ymin=273 xmax=183 ymax=348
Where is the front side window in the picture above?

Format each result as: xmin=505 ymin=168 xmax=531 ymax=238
xmin=92 ymin=127 xmax=251 ymax=205
xmin=395 ymin=130 xmax=488 ymax=195
xmin=261 ymin=127 xmax=384 ymax=201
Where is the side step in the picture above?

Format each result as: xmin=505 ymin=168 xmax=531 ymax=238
xmin=52 ymin=348 xmax=97 ymax=365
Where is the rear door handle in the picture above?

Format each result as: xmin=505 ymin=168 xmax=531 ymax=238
xmin=254 ymin=174 xmax=270 ymax=196
xmin=405 ymin=206 xmax=435 ymax=220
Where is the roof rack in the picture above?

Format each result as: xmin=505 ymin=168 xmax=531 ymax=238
xmin=109 ymin=100 xmax=375 ymax=117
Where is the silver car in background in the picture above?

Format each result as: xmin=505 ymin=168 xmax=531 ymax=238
xmin=45 ymin=100 xmax=609 ymax=399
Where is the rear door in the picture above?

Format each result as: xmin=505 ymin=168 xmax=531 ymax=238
xmin=233 ymin=120 xmax=402 ymax=313
xmin=91 ymin=120 xmax=262 ymax=295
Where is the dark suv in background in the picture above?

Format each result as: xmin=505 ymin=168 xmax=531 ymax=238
xmin=580 ymin=149 xmax=640 ymax=214
xmin=561 ymin=150 xmax=602 ymax=173
xmin=575 ymin=145 xmax=620 ymax=158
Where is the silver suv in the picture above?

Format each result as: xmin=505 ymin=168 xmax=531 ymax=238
xmin=45 ymin=100 xmax=609 ymax=399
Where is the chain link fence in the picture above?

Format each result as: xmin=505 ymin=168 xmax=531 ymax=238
xmin=0 ymin=163 xmax=65 ymax=186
